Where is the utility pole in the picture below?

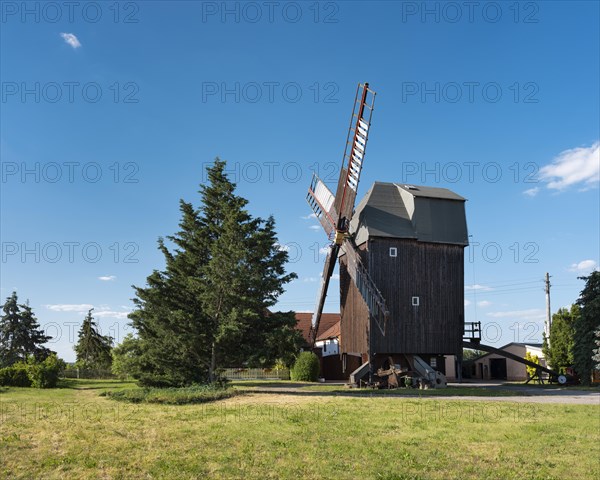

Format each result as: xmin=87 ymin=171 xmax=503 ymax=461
xmin=545 ymin=273 xmax=552 ymax=346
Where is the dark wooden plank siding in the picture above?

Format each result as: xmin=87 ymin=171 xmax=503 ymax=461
xmin=340 ymin=238 xmax=464 ymax=357
xmin=339 ymin=244 xmax=370 ymax=355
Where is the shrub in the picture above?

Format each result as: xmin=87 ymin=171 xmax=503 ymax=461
xmin=27 ymin=354 xmax=64 ymax=388
xmin=0 ymin=363 xmax=32 ymax=387
xmin=103 ymin=384 xmax=239 ymax=405
xmin=525 ymin=352 xmax=541 ymax=379
xmin=290 ymin=352 xmax=320 ymax=382
xmin=0 ymin=355 xmax=64 ymax=388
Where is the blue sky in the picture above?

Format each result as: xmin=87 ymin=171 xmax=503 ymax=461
xmin=1 ymin=1 xmax=598 ymax=362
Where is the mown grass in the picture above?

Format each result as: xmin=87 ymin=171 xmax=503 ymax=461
xmin=0 ymin=379 xmax=598 ymax=479
xmin=102 ymin=384 xmax=239 ymax=404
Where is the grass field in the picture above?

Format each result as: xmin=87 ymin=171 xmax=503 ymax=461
xmin=1 ymin=379 xmax=599 ymax=479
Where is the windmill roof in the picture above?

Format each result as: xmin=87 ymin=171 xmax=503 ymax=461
xmin=350 ymin=182 xmax=468 ymax=245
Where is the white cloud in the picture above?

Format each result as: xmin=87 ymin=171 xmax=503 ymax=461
xmin=486 ymin=308 xmax=545 ymax=321
xmin=301 ymin=213 xmax=317 ymax=220
xmin=94 ymin=305 xmax=131 ymax=320
xmin=98 ymin=275 xmax=116 ymax=281
xmin=539 ymin=141 xmax=599 ymax=191
xmin=465 ymin=284 xmax=492 ymax=291
xmin=303 ymin=277 xmax=318 ymax=282
xmin=93 ymin=310 xmax=129 ymax=320
xmin=523 ymin=187 xmax=540 ymax=197
xmin=309 ymin=225 xmax=321 ymax=230
xmin=319 ymin=246 xmax=330 ymax=255
xmin=331 ymin=273 xmax=340 ymax=281
xmin=44 ymin=303 xmax=131 ymax=319
xmin=45 ymin=304 xmax=93 ymax=313
xmin=569 ymin=259 xmax=598 ymax=273
xmin=60 ymin=33 xmax=81 ymax=49
xmin=477 ymin=300 xmax=492 ymax=308
xmin=464 ymin=299 xmax=472 ymax=307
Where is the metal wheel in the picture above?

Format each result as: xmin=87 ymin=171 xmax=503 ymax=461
xmin=557 ymin=375 xmax=567 ymax=385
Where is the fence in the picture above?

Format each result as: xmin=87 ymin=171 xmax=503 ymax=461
xmin=223 ymin=368 xmax=290 ymax=380
xmin=61 ymin=368 xmax=115 ymax=379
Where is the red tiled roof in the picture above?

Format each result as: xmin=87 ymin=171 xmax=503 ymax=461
xmin=316 ymin=321 xmax=340 ymax=342
xmin=295 ymin=312 xmax=340 ymax=343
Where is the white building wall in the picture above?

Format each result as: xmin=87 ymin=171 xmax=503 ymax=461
xmin=316 ymin=339 xmax=339 ymax=357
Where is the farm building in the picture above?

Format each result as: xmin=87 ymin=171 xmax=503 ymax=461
xmin=445 ymin=343 xmax=547 ymax=381
xmin=295 ymin=312 xmax=340 ymax=347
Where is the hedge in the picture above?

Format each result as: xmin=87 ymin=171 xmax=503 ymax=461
xmin=0 ymin=355 xmax=63 ymax=388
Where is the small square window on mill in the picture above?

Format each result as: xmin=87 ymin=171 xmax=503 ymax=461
xmin=412 ymin=296 xmax=420 ymax=307
xmin=389 ymin=247 xmax=397 ymax=257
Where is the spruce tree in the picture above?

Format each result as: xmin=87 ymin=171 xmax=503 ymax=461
xmin=74 ymin=309 xmax=113 ymax=370
xmin=130 ymin=158 xmax=297 ymax=386
xmin=0 ymin=292 xmax=52 ymax=367
xmin=198 ymin=161 xmax=297 ymax=381
xmin=573 ymin=271 xmax=600 ymax=385
xmin=130 ymin=200 xmax=213 ymax=386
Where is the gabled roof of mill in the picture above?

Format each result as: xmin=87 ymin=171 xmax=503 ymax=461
xmin=349 ymin=182 xmax=468 ymax=246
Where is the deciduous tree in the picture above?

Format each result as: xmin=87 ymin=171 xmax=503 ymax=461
xmin=542 ymin=304 xmax=578 ymax=373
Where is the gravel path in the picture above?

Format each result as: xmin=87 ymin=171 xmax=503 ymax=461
xmin=241 ymin=384 xmax=600 ymax=405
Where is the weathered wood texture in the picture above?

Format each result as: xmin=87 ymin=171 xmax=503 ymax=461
xmin=340 ymin=237 xmax=464 ymax=357
xmin=339 ymin=244 xmax=370 ymax=355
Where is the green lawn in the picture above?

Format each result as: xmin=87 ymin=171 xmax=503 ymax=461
xmin=1 ymin=379 xmax=598 ymax=479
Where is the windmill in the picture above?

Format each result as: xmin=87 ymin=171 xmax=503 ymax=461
xmin=306 ymin=83 xmax=467 ymax=388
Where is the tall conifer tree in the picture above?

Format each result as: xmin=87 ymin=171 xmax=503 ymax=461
xmin=0 ymin=292 xmax=51 ymax=367
xmin=130 ymin=159 xmax=298 ymax=386
xmin=74 ymin=309 xmax=113 ymax=370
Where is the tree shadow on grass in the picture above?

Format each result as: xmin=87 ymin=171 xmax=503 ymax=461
xmin=57 ymin=378 xmax=136 ymax=390
xmin=237 ymin=384 xmax=600 ymax=400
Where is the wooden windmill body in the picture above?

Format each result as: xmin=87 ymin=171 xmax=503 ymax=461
xmin=339 ymin=182 xmax=468 ymax=371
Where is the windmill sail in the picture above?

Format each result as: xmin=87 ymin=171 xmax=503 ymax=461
xmin=306 ymin=174 xmax=337 ymax=237
xmin=305 ymin=82 xmax=378 ymax=347
xmin=308 ymin=243 xmax=340 ymax=345
xmin=335 ymin=83 xmax=376 ymax=224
